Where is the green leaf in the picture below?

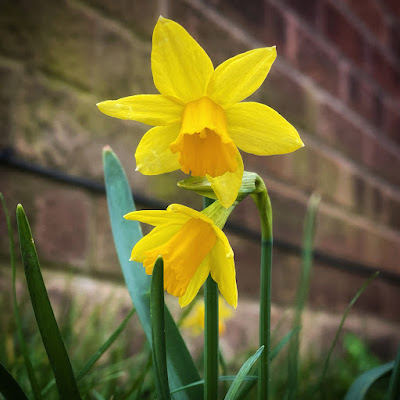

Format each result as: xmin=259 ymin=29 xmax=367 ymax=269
xmin=0 ymin=362 xmax=29 ymax=400
xmin=344 ymin=361 xmax=394 ymax=400
xmin=286 ymin=193 xmax=320 ymax=400
xmin=270 ymin=327 xmax=301 ymax=361
xmin=151 ymin=257 xmax=171 ymax=400
xmin=16 ymin=205 xmax=81 ymax=400
xmin=386 ymin=345 xmax=400 ymax=400
xmin=102 ymin=147 xmax=202 ymax=399
xmin=0 ymin=194 xmax=42 ymax=400
xmin=224 ymin=346 xmax=264 ymax=400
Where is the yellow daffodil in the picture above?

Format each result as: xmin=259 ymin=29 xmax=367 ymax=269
xmin=124 ymin=203 xmax=237 ymax=308
xmin=182 ymin=297 xmax=233 ymax=335
xmin=98 ymin=17 xmax=304 ymax=208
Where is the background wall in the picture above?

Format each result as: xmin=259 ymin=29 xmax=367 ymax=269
xmin=1 ymin=0 xmax=400 ymax=355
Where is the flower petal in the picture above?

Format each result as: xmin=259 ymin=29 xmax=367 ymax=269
xmin=226 ymin=102 xmax=304 ymax=155
xmin=124 ymin=209 xmax=190 ymax=226
xmin=210 ymin=236 xmax=237 ymax=309
xmin=130 ymin=224 xmax=182 ymax=262
xmin=152 ymin=17 xmax=214 ymax=103
xmin=168 ymin=204 xmax=215 ymax=226
xmin=179 ymin=255 xmax=211 ymax=307
xmin=97 ymin=95 xmax=183 ymax=126
xmin=207 ymin=151 xmax=244 ymax=208
xmin=207 ymin=47 xmax=276 ymax=107
xmin=135 ymin=123 xmax=181 ymax=175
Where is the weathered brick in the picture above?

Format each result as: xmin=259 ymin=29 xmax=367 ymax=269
xmin=292 ymin=20 xmax=340 ymax=96
xmin=0 ymin=60 xmax=24 ymax=149
xmin=389 ymin=22 xmax=400 ymax=58
xmin=170 ymin=0 xmax=249 ymax=66
xmin=34 ymin=188 xmax=91 ymax=267
xmin=204 ymin=0 xmax=286 ymax=50
xmin=382 ymin=100 xmax=400 ymax=146
xmin=321 ymin=1 xmax=365 ymax=67
xmin=0 ymin=0 xmax=154 ymax=98
xmin=344 ymin=0 xmax=388 ymax=43
xmin=366 ymin=45 xmax=400 ymax=99
xmin=81 ymin=0 xmax=159 ymax=39
xmin=279 ymin=0 xmax=319 ymax=25
xmin=382 ymin=0 xmax=400 ymax=19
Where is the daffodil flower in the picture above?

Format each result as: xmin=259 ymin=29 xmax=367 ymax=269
xmin=182 ymin=297 xmax=233 ymax=335
xmin=124 ymin=203 xmax=237 ymax=308
xmin=98 ymin=17 xmax=304 ymax=208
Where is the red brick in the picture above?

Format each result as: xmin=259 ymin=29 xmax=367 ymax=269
xmin=317 ymin=102 xmax=365 ymax=161
xmin=279 ymin=0 xmax=319 ymax=25
xmin=382 ymin=0 xmax=400 ymax=19
xmin=292 ymin=21 xmax=340 ymax=96
xmin=203 ymin=0 xmax=286 ymax=50
xmin=382 ymin=100 xmax=400 ymax=146
xmin=346 ymin=71 xmax=383 ymax=127
xmin=344 ymin=0 xmax=388 ymax=43
xmin=34 ymin=188 xmax=91 ymax=266
xmin=389 ymin=22 xmax=400 ymax=58
xmin=321 ymin=1 xmax=366 ymax=67
xmin=367 ymin=45 xmax=400 ymax=99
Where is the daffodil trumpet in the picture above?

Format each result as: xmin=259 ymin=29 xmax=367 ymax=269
xmin=124 ymin=202 xmax=237 ymax=309
xmin=98 ymin=17 xmax=304 ymax=208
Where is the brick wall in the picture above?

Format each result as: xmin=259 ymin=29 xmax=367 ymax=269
xmin=1 ymin=0 xmax=400 ymax=334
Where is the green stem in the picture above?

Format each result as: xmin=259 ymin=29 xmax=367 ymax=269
xmin=252 ymin=185 xmax=273 ymax=400
xmin=203 ymin=197 xmax=219 ymax=400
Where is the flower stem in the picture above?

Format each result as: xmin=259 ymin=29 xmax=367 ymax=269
xmin=252 ymin=184 xmax=273 ymax=400
xmin=203 ymin=197 xmax=219 ymax=400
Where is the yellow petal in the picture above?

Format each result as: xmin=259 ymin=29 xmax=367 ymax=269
xmin=124 ymin=209 xmax=190 ymax=226
xmin=130 ymin=224 xmax=181 ymax=262
xmin=210 ymin=236 xmax=237 ymax=309
xmin=226 ymin=102 xmax=304 ymax=155
xmin=167 ymin=204 xmax=216 ymax=226
xmin=152 ymin=17 xmax=214 ymax=103
xmin=96 ymin=95 xmax=183 ymax=126
xmin=207 ymin=151 xmax=244 ymax=208
xmin=179 ymin=255 xmax=211 ymax=307
xmin=207 ymin=47 xmax=276 ymax=107
xmin=135 ymin=123 xmax=181 ymax=175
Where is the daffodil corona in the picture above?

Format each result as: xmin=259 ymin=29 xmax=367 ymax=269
xmin=124 ymin=204 xmax=237 ymax=308
xmin=98 ymin=17 xmax=304 ymax=207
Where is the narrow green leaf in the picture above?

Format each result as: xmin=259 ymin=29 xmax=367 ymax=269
xmin=0 ymin=362 xmax=29 ymax=400
xmin=103 ymin=147 xmax=202 ymax=399
xmin=313 ymin=271 xmax=379 ymax=397
xmin=0 ymin=194 xmax=42 ymax=400
xmin=224 ymin=346 xmax=264 ymax=400
xmin=151 ymin=257 xmax=171 ymax=400
xmin=344 ymin=361 xmax=394 ymax=400
xmin=16 ymin=204 xmax=81 ymax=400
xmin=386 ymin=345 xmax=400 ymax=400
xmin=286 ymin=193 xmax=320 ymax=400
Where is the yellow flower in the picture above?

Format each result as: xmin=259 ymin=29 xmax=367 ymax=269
xmin=182 ymin=297 xmax=234 ymax=335
xmin=98 ymin=17 xmax=304 ymax=208
xmin=124 ymin=204 xmax=237 ymax=308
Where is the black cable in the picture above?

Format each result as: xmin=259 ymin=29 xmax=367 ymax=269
xmin=1 ymin=147 xmax=399 ymax=286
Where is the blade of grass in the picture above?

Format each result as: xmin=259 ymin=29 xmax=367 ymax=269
xmin=224 ymin=346 xmax=264 ymax=400
xmin=0 ymin=362 xmax=29 ymax=400
xmin=41 ymin=307 xmax=136 ymax=396
xmin=0 ymin=193 xmax=42 ymax=400
xmin=313 ymin=271 xmax=379 ymax=396
xmin=234 ymin=326 xmax=300 ymax=400
xmin=103 ymin=147 xmax=202 ymax=399
xmin=151 ymin=257 xmax=170 ymax=400
xmin=386 ymin=345 xmax=400 ymax=400
xmin=16 ymin=204 xmax=81 ymax=400
xmin=344 ymin=361 xmax=394 ymax=400
xmin=286 ymin=193 xmax=320 ymax=400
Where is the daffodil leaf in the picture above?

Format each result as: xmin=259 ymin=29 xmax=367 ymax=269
xmin=16 ymin=205 xmax=81 ymax=400
xmin=0 ymin=362 xmax=29 ymax=400
xmin=224 ymin=346 xmax=264 ymax=400
xmin=151 ymin=257 xmax=171 ymax=400
xmin=103 ymin=147 xmax=202 ymax=399
xmin=344 ymin=361 xmax=394 ymax=400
